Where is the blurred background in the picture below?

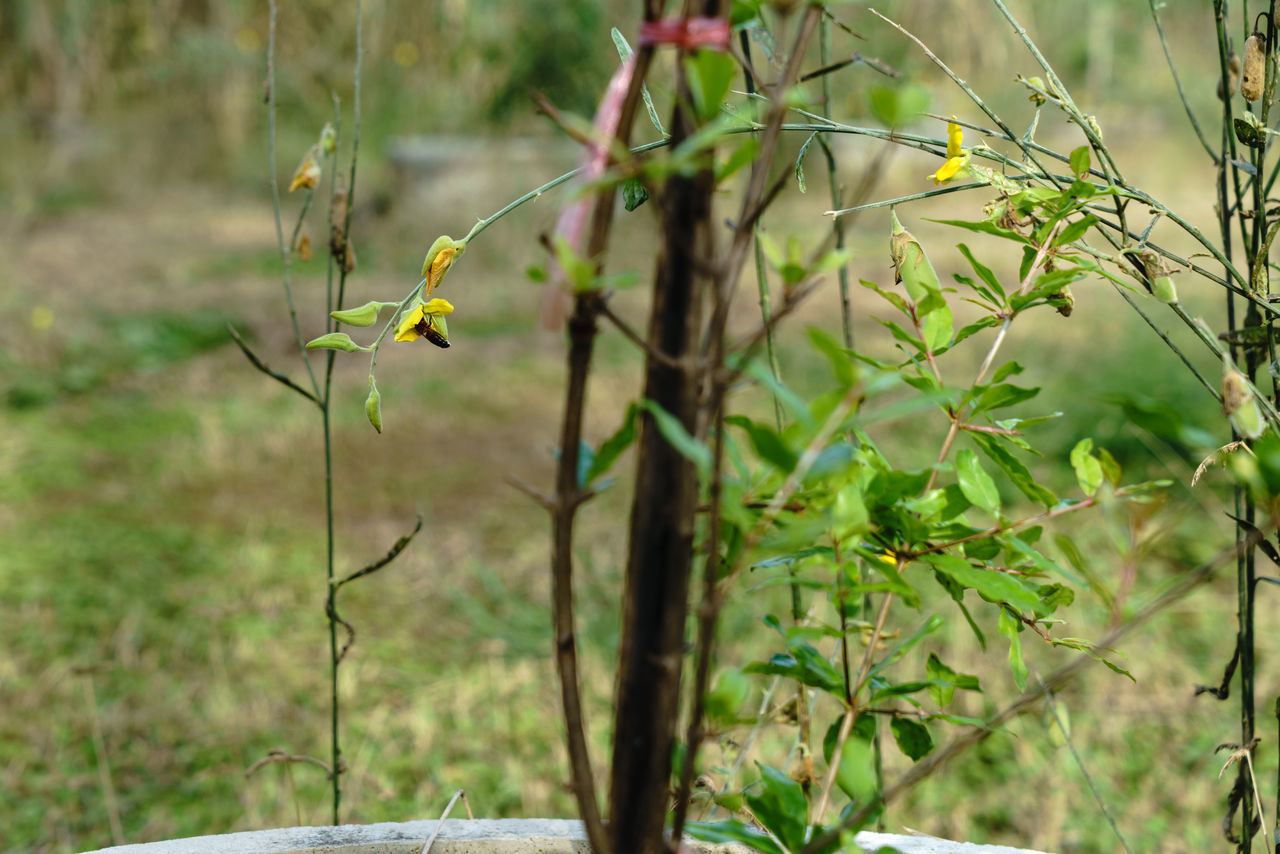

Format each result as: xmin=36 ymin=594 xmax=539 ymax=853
xmin=0 ymin=1 xmax=1266 ymax=852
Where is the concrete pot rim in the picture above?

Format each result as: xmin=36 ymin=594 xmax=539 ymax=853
xmin=79 ymin=817 xmax=1053 ymax=854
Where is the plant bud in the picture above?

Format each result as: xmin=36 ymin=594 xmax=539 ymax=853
xmin=1242 ymin=33 xmax=1266 ymax=102
xmin=331 ymin=300 xmax=396 ymax=327
xmin=364 ymin=376 xmax=382 ymax=433
xmin=1219 ymin=53 xmax=1241 ymax=100
xmin=320 ymin=122 xmax=337 ymax=156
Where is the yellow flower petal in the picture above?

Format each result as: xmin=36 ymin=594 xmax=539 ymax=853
xmin=946 ymin=116 xmax=963 ymax=158
xmin=422 ymin=297 xmax=454 ymax=316
xmin=288 ymin=148 xmax=322 ymax=193
xmin=928 ymin=156 xmax=966 ymax=185
xmin=423 ymin=247 xmax=457 ymax=298
xmin=394 ymin=304 xmax=427 ymax=342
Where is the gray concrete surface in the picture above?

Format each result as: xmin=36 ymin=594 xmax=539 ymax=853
xmin=80 ymin=818 xmax=1054 ymax=854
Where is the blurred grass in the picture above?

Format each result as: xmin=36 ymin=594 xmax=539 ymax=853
xmin=0 ymin=2 xmax=1269 ymax=853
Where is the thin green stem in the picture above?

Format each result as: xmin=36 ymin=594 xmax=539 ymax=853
xmin=818 ymin=14 xmax=853 ymax=349
xmin=870 ymin=8 xmax=1062 ymax=189
xmin=1148 ymin=0 xmax=1216 ymax=161
xmin=989 ymin=0 xmax=1123 ymax=182
xmin=266 ymin=2 xmax=321 ymax=402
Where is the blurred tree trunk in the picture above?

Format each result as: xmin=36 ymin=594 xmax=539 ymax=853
xmin=607 ymin=14 xmax=719 ymax=854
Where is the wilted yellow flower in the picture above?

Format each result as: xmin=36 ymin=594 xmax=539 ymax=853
xmin=288 ymin=145 xmax=322 ymax=192
xmin=420 ymin=235 xmax=466 ymax=299
xmin=928 ymin=117 xmax=968 ymax=185
xmin=395 ymin=297 xmax=455 ymax=348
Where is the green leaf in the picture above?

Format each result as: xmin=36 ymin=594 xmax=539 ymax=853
xmin=745 ymin=642 xmax=844 ymax=694
xmin=971 ymin=433 xmax=1056 ymax=508
xmin=621 ymin=177 xmax=649 ymax=212
xmin=998 ymin=608 xmax=1028 ymax=691
xmin=992 ymin=361 xmax=1023 ymax=383
xmin=795 ymin=131 xmax=818 ymax=193
xmin=1068 ymin=145 xmax=1091 ymax=178
xmin=1002 ymin=532 xmax=1082 ymax=584
xmin=866 ymin=614 xmax=944 ymax=681
xmin=1036 ymin=583 xmax=1075 ymax=616
xmin=921 ymin=302 xmax=953 ymax=352
xmin=725 ymin=415 xmax=798 ymax=473
xmin=741 ymin=359 xmax=814 ymax=428
xmin=860 ymin=278 xmax=911 ymax=316
xmin=890 ymin=717 xmax=934 ymax=761
xmin=685 ymin=50 xmax=737 ymax=121
xmin=926 ymin=553 xmax=1041 ymax=614
xmin=925 ymin=652 xmax=980 ymax=707
xmin=584 ymin=403 xmax=638 ymax=485
xmin=685 ymin=821 xmax=784 ymax=854
xmin=746 ymin=764 xmax=808 ymax=852
xmin=304 ymin=332 xmax=367 ymax=352
xmin=639 ymin=399 xmax=710 ymax=474
xmin=611 ymin=27 xmax=665 ymax=136
xmin=973 ymin=383 xmax=1040 ymax=414
xmin=717 ymin=136 xmax=759 ymax=183
xmin=832 ymin=717 xmax=879 ymax=804
xmin=928 ymin=217 xmax=1028 ymax=243
xmin=868 ymin=83 xmax=930 ymax=128
xmin=870 ymin=680 xmax=932 ymax=703
xmin=956 ymin=244 xmax=1007 ymax=301
xmin=1052 ymin=214 xmax=1098 ymax=248
xmin=956 ymin=449 xmax=1001 ymax=516
xmin=1069 ymin=438 xmax=1104 ymax=496
xmin=807 ymin=327 xmax=857 ymax=388
xmin=705 ymin=669 xmax=751 ymax=725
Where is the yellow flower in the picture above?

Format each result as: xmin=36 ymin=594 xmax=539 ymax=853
xmin=420 ymin=235 xmax=466 ymax=299
xmin=395 ymin=297 xmax=455 ymax=348
xmin=927 ymin=116 xmax=968 ymax=185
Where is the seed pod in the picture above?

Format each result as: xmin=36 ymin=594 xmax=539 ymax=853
xmin=889 ymin=209 xmax=940 ymax=304
xmin=1219 ymin=53 xmax=1241 ymax=100
xmin=1153 ymin=275 xmax=1178 ymax=304
xmin=330 ymin=181 xmax=349 ymax=258
xmin=1242 ymin=32 xmax=1266 ymax=102
xmin=1223 ymin=368 xmax=1265 ymax=439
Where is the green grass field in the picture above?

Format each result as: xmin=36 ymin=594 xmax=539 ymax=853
xmin=2 ymin=3 xmax=1272 ymax=853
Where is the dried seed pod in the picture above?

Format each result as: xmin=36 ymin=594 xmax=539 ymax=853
xmin=1242 ymin=32 xmax=1266 ymax=102
xmin=1219 ymin=53 xmax=1241 ymax=100
xmin=329 ymin=181 xmax=349 ymax=258
xmin=295 ymin=230 xmax=313 ymax=261
xmin=342 ymin=239 xmax=357 ymax=274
